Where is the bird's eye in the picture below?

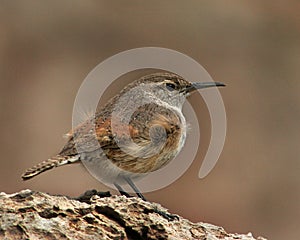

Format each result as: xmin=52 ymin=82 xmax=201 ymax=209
xmin=165 ymin=82 xmax=176 ymax=91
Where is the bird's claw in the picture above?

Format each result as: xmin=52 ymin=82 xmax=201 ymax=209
xmin=153 ymin=208 xmax=179 ymax=221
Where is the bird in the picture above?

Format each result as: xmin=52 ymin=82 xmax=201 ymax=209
xmin=22 ymin=72 xmax=225 ymax=218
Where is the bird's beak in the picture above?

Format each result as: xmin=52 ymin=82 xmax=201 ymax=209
xmin=185 ymin=82 xmax=226 ymax=93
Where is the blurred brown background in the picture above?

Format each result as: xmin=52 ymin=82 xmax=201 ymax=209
xmin=1 ymin=1 xmax=299 ymax=239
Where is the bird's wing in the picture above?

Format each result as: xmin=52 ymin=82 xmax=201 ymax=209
xmin=59 ymin=104 xmax=182 ymax=174
xmin=59 ymin=116 xmax=147 ymax=157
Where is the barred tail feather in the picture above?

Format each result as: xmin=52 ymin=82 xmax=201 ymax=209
xmin=22 ymin=155 xmax=80 ymax=180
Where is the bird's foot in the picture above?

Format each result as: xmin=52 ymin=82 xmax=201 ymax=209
xmin=119 ymin=190 xmax=132 ymax=198
xmin=74 ymin=189 xmax=111 ymax=203
xmin=151 ymin=206 xmax=179 ymax=221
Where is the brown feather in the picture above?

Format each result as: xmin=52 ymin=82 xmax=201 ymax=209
xmin=22 ymin=155 xmax=79 ymax=180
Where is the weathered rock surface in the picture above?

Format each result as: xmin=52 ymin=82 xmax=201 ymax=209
xmin=0 ymin=190 xmax=267 ymax=240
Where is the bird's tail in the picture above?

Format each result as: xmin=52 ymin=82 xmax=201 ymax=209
xmin=22 ymin=155 xmax=80 ymax=180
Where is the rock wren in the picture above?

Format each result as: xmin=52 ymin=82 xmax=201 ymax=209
xmin=22 ymin=72 xmax=225 ymax=202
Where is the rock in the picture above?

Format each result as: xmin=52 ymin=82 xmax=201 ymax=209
xmin=0 ymin=189 xmax=267 ymax=240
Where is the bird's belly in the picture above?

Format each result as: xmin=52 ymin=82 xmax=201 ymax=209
xmin=80 ymin=111 xmax=187 ymax=183
xmin=80 ymin=150 xmax=147 ymax=184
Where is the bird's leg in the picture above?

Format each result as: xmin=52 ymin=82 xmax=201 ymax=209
xmin=123 ymin=176 xmax=146 ymax=201
xmin=114 ymin=183 xmax=131 ymax=198
xmin=123 ymin=176 xmax=179 ymax=221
